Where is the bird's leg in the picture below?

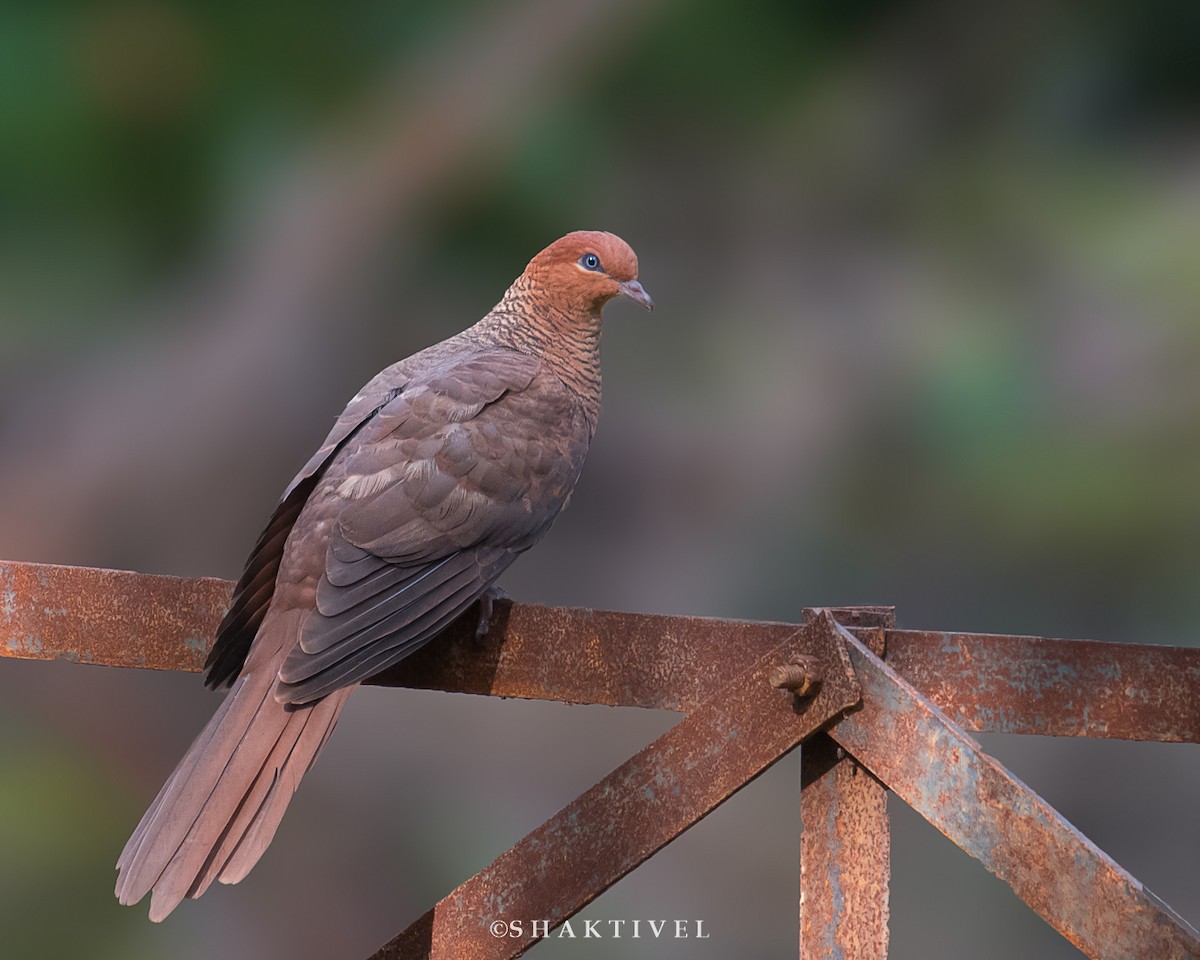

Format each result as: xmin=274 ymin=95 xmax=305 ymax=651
xmin=476 ymin=584 xmax=511 ymax=641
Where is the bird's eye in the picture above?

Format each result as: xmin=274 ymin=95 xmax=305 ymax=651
xmin=579 ymin=253 xmax=603 ymax=272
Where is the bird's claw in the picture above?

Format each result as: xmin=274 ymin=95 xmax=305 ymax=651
xmin=476 ymin=584 xmax=511 ymax=641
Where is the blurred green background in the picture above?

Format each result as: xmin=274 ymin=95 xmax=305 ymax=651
xmin=2 ymin=1 xmax=1198 ymax=957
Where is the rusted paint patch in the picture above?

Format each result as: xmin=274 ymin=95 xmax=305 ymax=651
xmin=829 ymin=627 xmax=1200 ymax=960
xmin=0 ymin=560 xmax=228 ymax=672
xmin=369 ymin=612 xmax=862 ymax=960
xmin=887 ymin=630 xmax=1200 ymax=742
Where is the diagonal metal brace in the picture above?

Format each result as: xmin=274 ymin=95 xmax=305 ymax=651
xmin=369 ymin=610 xmax=861 ymax=960
xmin=825 ymin=623 xmax=1200 ymax=960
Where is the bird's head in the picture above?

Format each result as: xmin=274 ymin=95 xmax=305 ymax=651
xmin=525 ymin=230 xmax=654 ymax=318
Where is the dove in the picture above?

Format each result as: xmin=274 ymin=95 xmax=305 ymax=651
xmin=115 ymin=230 xmax=652 ymax=920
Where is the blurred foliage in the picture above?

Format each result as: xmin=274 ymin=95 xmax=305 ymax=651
xmin=0 ymin=722 xmax=154 ymax=960
xmin=3 ymin=0 xmax=1197 ymax=330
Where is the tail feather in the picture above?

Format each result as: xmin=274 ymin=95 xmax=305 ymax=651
xmin=115 ymin=610 xmax=350 ymax=921
xmin=146 ymin=676 xmax=285 ymax=919
xmin=218 ymin=691 xmax=345 ymax=886
xmin=116 ymin=678 xmax=252 ymax=894
xmin=187 ymin=686 xmax=345 ymax=897
xmin=187 ymin=711 xmax=314 ymax=897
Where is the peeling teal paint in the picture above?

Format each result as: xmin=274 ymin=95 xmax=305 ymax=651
xmin=821 ymin=790 xmax=846 ymax=960
xmin=7 ymin=634 xmax=44 ymax=654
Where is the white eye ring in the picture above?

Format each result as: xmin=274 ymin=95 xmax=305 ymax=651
xmin=579 ymin=253 xmax=603 ymax=272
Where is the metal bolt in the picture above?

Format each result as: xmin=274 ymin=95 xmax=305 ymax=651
xmin=769 ymin=655 xmax=822 ymax=697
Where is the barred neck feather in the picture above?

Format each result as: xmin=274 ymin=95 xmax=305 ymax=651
xmin=468 ymin=274 xmax=603 ymax=432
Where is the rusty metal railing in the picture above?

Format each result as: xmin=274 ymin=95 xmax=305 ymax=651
xmin=2 ymin=559 xmax=1198 ymax=958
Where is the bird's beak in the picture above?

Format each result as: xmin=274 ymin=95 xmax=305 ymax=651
xmin=618 ymin=279 xmax=654 ymax=313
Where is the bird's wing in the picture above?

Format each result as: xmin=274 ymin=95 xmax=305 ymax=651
xmin=204 ymin=358 xmax=421 ymax=689
xmin=274 ymin=348 xmax=591 ymax=703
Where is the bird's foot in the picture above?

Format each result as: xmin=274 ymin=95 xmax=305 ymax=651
xmin=476 ymin=584 xmax=511 ymax=641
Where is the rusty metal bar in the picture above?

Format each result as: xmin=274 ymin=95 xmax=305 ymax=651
xmin=4 ymin=561 xmax=1199 ymax=744
xmin=0 ymin=561 xmax=870 ymax=706
xmin=799 ymin=613 xmax=892 ymax=960
xmin=369 ymin=610 xmax=862 ymax=960
xmin=801 ymin=737 xmax=889 ymax=960
xmin=372 ymin=601 xmax=891 ymax=712
xmin=886 ymin=629 xmax=1200 ymax=742
xmin=0 ymin=560 xmax=225 ymax=671
xmin=826 ymin=625 xmax=1200 ymax=960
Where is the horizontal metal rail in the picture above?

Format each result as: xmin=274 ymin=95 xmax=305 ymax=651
xmin=4 ymin=561 xmax=1197 ymax=741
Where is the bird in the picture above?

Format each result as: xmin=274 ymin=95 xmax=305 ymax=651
xmin=115 ymin=230 xmax=653 ymax=921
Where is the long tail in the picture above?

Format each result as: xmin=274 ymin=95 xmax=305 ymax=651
xmin=115 ymin=609 xmax=351 ymax=921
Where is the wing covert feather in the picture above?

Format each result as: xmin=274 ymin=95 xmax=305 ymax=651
xmin=272 ymin=347 xmax=588 ymax=701
xmin=211 ymin=343 xmax=589 ymax=700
